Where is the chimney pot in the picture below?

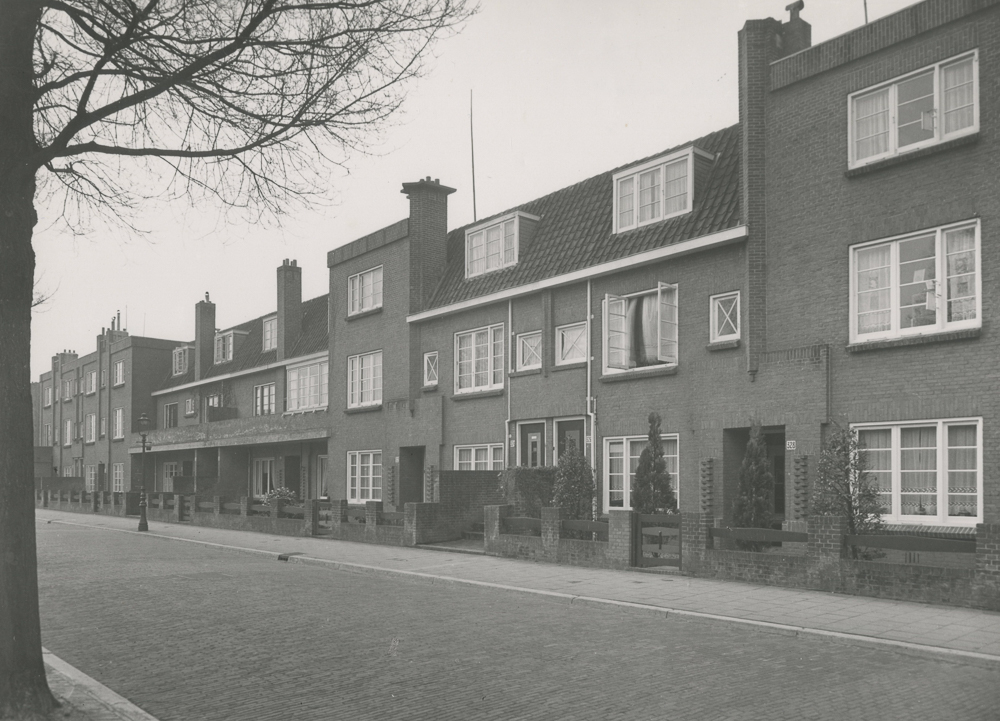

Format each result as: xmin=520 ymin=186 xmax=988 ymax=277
xmin=786 ymin=0 xmax=804 ymax=20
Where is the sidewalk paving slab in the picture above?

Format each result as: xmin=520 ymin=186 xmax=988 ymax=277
xmin=35 ymin=508 xmax=1000 ymax=669
xmin=43 ymin=648 xmax=159 ymax=721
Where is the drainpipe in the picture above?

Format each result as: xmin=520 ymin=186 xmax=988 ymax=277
xmin=586 ymin=280 xmax=597 ymax=515
xmin=506 ymin=299 xmax=513 ymax=468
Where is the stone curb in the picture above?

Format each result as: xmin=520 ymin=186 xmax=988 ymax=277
xmin=44 ymin=648 xmax=160 ymax=721
xmin=46 ymin=518 xmax=1000 ymax=671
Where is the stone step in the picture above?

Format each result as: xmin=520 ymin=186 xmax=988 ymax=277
xmin=462 ymin=531 xmax=485 ymax=540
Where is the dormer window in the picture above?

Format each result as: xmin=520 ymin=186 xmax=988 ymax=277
xmin=214 ymin=333 xmax=233 ymax=364
xmin=262 ymin=317 xmax=277 ymax=351
xmin=613 ymin=149 xmax=701 ymax=233
xmin=464 ymin=212 xmax=538 ymax=279
xmin=172 ymin=347 xmax=191 ymax=376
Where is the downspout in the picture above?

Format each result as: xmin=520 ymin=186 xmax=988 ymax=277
xmin=587 ymin=280 xmax=597 ymax=516
xmin=506 ymin=299 xmax=512 ymax=468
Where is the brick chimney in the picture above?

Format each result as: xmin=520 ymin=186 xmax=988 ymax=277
xmin=194 ymin=292 xmax=216 ymax=381
xmin=401 ymin=177 xmax=456 ymax=314
xmin=276 ymin=259 xmax=302 ymax=361
xmin=778 ymin=1 xmax=811 ymax=58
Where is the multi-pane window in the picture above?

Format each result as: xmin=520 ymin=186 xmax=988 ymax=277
xmin=262 ymin=317 xmax=277 ymax=351
xmin=517 ymin=331 xmax=542 ymax=371
xmin=164 ymin=462 xmax=179 ymax=486
xmin=44 ymin=386 xmax=52 ymax=406
xmin=423 ymin=352 xmax=438 ymax=387
xmin=214 ymin=333 xmax=233 ymax=364
xmin=100 ymin=416 xmax=106 ymax=438
xmin=348 ymin=266 xmax=383 ymax=315
xmin=185 ymin=398 xmax=195 ymax=415
xmin=63 ymin=466 xmax=73 ymax=477
xmin=348 ymin=451 xmax=382 ymax=502
xmin=556 ymin=323 xmax=587 ymax=365
xmin=850 ymin=52 xmax=978 ymax=167
xmin=44 ymin=423 xmax=52 ymax=447
xmin=252 ymin=458 xmax=275 ymax=498
xmin=86 ymin=371 xmax=97 ymax=394
xmin=172 ymin=347 xmax=189 ymax=376
xmin=112 ymin=407 xmax=124 ymax=439
xmin=163 ymin=403 xmax=178 ymax=429
xmin=605 ymin=434 xmax=679 ymax=511
xmin=851 ymin=221 xmax=979 ymax=343
xmin=113 ymin=360 xmax=125 ymax=386
xmin=455 ymin=324 xmax=504 ymax=393
xmin=287 ymin=360 xmax=328 ymax=411
xmin=455 ymin=444 xmax=505 ymax=471
xmin=614 ymin=153 xmax=691 ymax=233
xmin=206 ymin=394 xmax=221 ymax=408
xmin=348 ymin=351 xmax=382 ymax=408
xmin=604 ymin=283 xmax=678 ymax=373
xmin=710 ymin=292 xmax=740 ymax=342
xmin=112 ymin=463 xmax=124 ymax=492
xmin=62 ymin=380 xmax=72 ymax=400
xmin=856 ymin=419 xmax=981 ymax=525
xmin=85 ymin=414 xmax=96 ymax=443
xmin=254 ymin=383 xmax=276 ymax=416
xmin=63 ymin=419 xmax=72 ymax=447
xmin=85 ymin=465 xmax=97 ymax=492
xmin=465 ymin=217 xmax=518 ymax=278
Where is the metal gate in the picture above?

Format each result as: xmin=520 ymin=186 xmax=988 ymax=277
xmin=634 ymin=513 xmax=681 ymax=568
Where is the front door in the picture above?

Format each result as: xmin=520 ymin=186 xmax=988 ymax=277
xmin=398 ymin=446 xmax=425 ymax=505
xmin=556 ymin=419 xmax=585 ymax=461
xmin=519 ymin=423 xmax=545 ymax=467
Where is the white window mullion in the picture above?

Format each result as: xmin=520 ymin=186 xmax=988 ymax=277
xmin=936 ymin=420 xmax=947 ymax=523
xmin=891 ymin=426 xmax=901 ymax=521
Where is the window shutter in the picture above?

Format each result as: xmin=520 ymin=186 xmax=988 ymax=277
xmin=605 ymin=294 xmax=629 ymax=370
xmin=657 ymin=282 xmax=678 ymax=364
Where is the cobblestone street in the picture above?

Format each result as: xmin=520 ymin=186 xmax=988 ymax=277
xmin=36 ymin=521 xmax=1000 ymax=720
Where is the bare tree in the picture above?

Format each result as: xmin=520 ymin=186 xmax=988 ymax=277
xmin=0 ymin=1 xmax=471 ymax=716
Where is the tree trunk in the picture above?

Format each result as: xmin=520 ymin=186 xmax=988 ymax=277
xmin=0 ymin=2 xmax=58 ymax=717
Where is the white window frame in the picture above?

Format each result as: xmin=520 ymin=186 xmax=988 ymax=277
xmin=62 ymin=380 xmax=72 ymax=400
xmin=100 ymin=416 xmax=106 ymax=438
xmin=852 ymin=418 xmax=983 ymax=526
xmin=63 ymin=419 xmax=72 ymax=447
xmin=252 ymin=458 xmax=275 ymax=498
xmin=63 ymin=466 xmax=73 ymax=478
xmin=454 ymin=323 xmax=505 ymax=394
xmin=423 ymin=351 xmax=439 ymax=387
xmin=163 ymin=402 xmax=178 ymax=429
xmin=848 ymin=51 xmax=979 ymax=168
xmin=184 ymin=398 xmax=196 ymax=416
xmin=113 ymin=360 xmax=125 ymax=386
xmin=85 ymin=465 xmax=97 ymax=492
xmin=262 ymin=317 xmax=277 ymax=352
xmin=602 ymin=283 xmax=678 ymax=375
xmin=254 ymin=383 xmax=276 ymax=416
xmin=112 ymin=407 xmax=124 ymax=440
xmin=112 ymin=463 xmax=124 ymax=492
xmin=347 ymin=450 xmax=382 ymax=502
xmin=849 ymin=220 xmax=980 ymax=344
xmin=164 ymin=461 xmax=179 ymax=486
xmin=348 ymin=266 xmax=384 ymax=315
xmin=555 ymin=322 xmax=587 ymax=366
xmin=85 ymin=414 xmax=96 ymax=443
xmin=206 ymin=393 xmax=221 ymax=408
xmin=86 ymin=370 xmax=97 ymax=394
xmin=214 ymin=333 xmax=233 ymax=364
xmin=603 ymin=433 xmax=680 ymax=512
xmin=613 ymin=148 xmax=699 ymax=233
xmin=44 ymin=423 xmax=52 ymax=446
xmin=347 ymin=351 xmax=383 ymax=408
xmin=710 ymin=291 xmax=741 ymax=343
xmin=454 ymin=444 xmax=505 ymax=471
xmin=172 ymin=347 xmax=189 ymax=376
xmin=286 ymin=359 xmax=329 ymax=412
xmin=516 ymin=331 xmax=542 ymax=371
xmin=44 ymin=386 xmax=52 ymax=407
xmin=464 ymin=212 xmax=535 ymax=279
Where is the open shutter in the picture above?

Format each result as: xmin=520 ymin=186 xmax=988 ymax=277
xmin=605 ymin=294 xmax=629 ymax=369
xmin=657 ymin=282 xmax=678 ymax=363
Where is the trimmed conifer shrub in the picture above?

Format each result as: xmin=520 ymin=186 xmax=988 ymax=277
xmin=553 ymin=440 xmax=595 ymax=521
xmin=631 ymin=412 xmax=677 ymax=514
xmin=732 ymin=422 xmax=773 ymax=551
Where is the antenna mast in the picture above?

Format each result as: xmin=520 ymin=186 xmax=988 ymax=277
xmin=470 ymin=89 xmax=478 ymax=222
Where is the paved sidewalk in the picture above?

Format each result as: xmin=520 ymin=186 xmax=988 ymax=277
xmin=36 ymin=508 xmax=1000 ymax=667
xmin=43 ymin=647 xmax=159 ymax=721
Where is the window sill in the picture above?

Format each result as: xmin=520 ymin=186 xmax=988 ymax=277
xmin=552 ymin=361 xmax=587 ymax=372
xmin=846 ymin=328 xmax=979 ymax=353
xmin=113 ymin=384 xmax=125 ymax=388
xmin=880 ymin=523 xmax=978 ymax=537
xmin=422 ymin=384 xmax=439 ymax=393
xmin=112 ymin=437 xmax=125 ymax=442
xmin=451 ymin=388 xmax=505 ymax=401
xmin=346 ymin=306 xmax=383 ymax=322
xmin=344 ymin=404 xmax=382 ymax=415
xmin=845 ymin=133 xmax=979 ymax=178
xmin=509 ymin=368 xmax=542 ymax=378
xmin=282 ymin=407 xmax=329 ymax=416
xmin=707 ymin=339 xmax=740 ymax=351
xmin=600 ymin=365 xmax=678 ymax=383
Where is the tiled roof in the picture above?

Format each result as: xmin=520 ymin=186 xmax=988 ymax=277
xmin=156 ymin=294 xmax=329 ymax=390
xmin=428 ymin=124 xmax=741 ymax=310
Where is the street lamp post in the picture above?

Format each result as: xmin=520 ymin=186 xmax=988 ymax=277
xmin=138 ymin=412 xmax=151 ymax=532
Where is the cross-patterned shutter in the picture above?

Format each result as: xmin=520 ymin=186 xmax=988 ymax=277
xmin=657 ymin=282 xmax=678 ymax=364
xmin=605 ymin=294 xmax=629 ymax=370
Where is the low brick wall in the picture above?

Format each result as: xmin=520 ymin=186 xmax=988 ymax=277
xmin=37 ymin=490 xmax=136 ymax=517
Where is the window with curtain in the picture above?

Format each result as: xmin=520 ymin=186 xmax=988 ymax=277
xmin=850 ymin=52 xmax=978 ymax=166
xmin=287 ymin=360 xmax=329 ymax=411
xmin=604 ymin=435 xmax=679 ymax=511
xmin=852 ymin=221 xmax=979 ymax=342
xmin=455 ymin=444 xmax=504 ymax=471
xmin=348 ymin=451 xmax=382 ymax=501
xmin=614 ymin=152 xmax=692 ymax=232
xmin=455 ymin=323 xmax=504 ymax=393
xmin=465 ymin=216 xmax=519 ymax=278
xmin=347 ymin=351 xmax=382 ymax=408
xmin=857 ymin=419 xmax=981 ymax=524
xmin=604 ymin=283 xmax=677 ymax=374
xmin=348 ymin=266 xmax=383 ymax=315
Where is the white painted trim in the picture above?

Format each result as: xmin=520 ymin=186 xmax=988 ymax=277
xmin=516 ymin=330 xmax=542 ymax=371
xmin=515 ymin=419 xmax=547 ymax=468
xmin=408 ymin=225 xmax=747 ymax=323
xmin=553 ymin=416 xmax=587 ymax=465
xmin=152 ymin=350 xmax=328 ymax=396
xmin=710 ymin=291 xmax=741 ymax=343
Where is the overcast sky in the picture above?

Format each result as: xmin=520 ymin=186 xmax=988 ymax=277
xmin=30 ymin=0 xmax=918 ymax=377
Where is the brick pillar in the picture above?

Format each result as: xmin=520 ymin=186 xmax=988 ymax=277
xmin=90 ymin=491 xmax=99 ymax=513
xmin=541 ymin=507 xmax=561 ymax=561
xmin=484 ymin=505 xmax=512 ymax=555
xmin=699 ymin=458 xmax=714 ymax=516
xmin=608 ymin=510 xmax=637 ymax=569
xmin=240 ymin=496 xmax=252 ymax=517
xmin=174 ymin=494 xmax=184 ymax=522
xmin=42 ymin=489 xmax=49 ymax=508
xmin=365 ymin=501 xmax=383 ymax=541
xmin=681 ymin=512 xmax=714 ymax=555
xmin=973 ymin=523 xmax=1000 ymax=611
xmin=213 ymin=496 xmax=223 ymax=516
xmin=271 ymin=498 xmax=286 ymax=519
xmin=808 ymin=515 xmax=846 ymax=591
xmin=331 ymin=499 xmax=349 ymax=529
xmin=304 ymin=499 xmax=319 ymax=536
xmin=788 ymin=455 xmax=810 ymax=532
